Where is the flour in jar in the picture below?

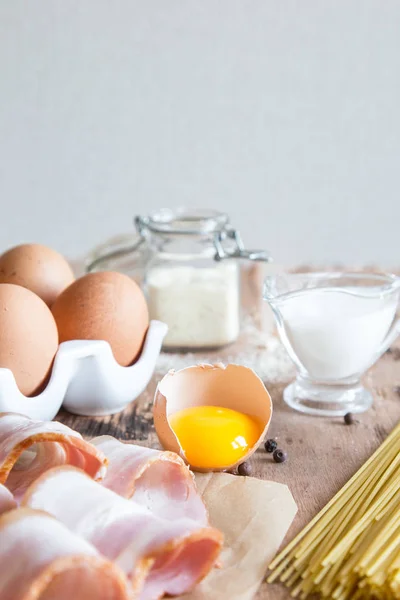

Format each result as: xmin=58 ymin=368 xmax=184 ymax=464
xmin=278 ymin=289 xmax=398 ymax=380
xmin=147 ymin=264 xmax=240 ymax=349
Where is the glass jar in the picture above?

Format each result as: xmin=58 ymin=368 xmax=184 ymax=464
xmin=86 ymin=208 xmax=271 ymax=350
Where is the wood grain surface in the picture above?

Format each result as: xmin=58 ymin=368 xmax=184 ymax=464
xmin=57 ymin=346 xmax=400 ymax=599
xmin=58 ymin=263 xmax=400 ymax=599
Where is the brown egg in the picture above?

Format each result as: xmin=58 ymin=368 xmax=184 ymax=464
xmin=153 ymin=363 xmax=273 ymax=472
xmin=0 ymin=243 xmax=75 ymax=307
xmin=0 ymin=284 xmax=59 ymax=396
xmin=51 ymin=272 xmax=149 ymax=366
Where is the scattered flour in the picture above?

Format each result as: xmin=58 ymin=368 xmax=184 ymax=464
xmin=154 ymin=317 xmax=294 ymax=384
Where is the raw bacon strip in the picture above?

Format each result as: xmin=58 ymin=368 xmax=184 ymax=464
xmin=0 ymin=483 xmax=16 ymax=515
xmin=92 ymin=436 xmax=208 ymax=524
xmin=0 ymin=508 xmax=129 ymax=600
xmin=23 ymin=467 xmax=223 ymax=600
xmin=0 ymin=413 xmax=107 ymax=500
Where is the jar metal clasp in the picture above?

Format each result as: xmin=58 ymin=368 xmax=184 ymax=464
xmin=213 ymin=229 xmax=272 ymax=263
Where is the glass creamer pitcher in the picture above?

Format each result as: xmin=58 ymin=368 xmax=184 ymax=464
xmin=264 ymin=272 xmax=400 ymax=416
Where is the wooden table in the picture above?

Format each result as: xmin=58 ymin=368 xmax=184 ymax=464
xmin=58 ymin=264 xmax=400 ymax=599
xmin=57 ymin=345 xmax=400 ymax=600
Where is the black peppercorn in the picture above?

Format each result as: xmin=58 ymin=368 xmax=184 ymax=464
xmin=238 ymin=461 xmax=252 ymax=476
xmin=264 ymin=439 xmax=278 ymax=453
xmin=344 ymin=412 xmax=355 ymax=425
xmin=273 ymin=449 xmax=287 ymax=463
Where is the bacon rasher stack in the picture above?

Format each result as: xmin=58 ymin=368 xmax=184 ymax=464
xmin=0 ymin=413 xmax=223 ymax=600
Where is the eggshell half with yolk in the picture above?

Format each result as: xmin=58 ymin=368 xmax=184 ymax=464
xmin=153 ymin=363 xmax=273 ymax=472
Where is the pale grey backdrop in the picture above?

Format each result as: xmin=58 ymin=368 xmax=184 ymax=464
xmin=0 ymin=1 xmax=399 ymax=265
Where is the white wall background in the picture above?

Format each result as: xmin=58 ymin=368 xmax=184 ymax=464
xmin=0 ymin=1 xmax=399 ymax=265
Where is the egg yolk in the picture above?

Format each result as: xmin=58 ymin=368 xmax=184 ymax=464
xmin=169 ymin=406 xmax=263 ymax=469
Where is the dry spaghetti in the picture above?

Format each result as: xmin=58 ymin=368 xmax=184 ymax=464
xmin=268 ymin=422 xmax=400 ymax=599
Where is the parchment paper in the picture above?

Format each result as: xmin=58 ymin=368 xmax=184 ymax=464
xmin=182 ymin=472 xmax=297 ymax=600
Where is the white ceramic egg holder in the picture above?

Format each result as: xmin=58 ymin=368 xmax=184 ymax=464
xmin=0 ymin=320 xmax=168 ymax=421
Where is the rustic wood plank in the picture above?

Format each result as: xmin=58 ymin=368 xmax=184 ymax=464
xmin=57 ymin=347 xmax=400 ymax=599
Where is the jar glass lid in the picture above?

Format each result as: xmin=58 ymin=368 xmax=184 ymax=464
xmin=137 ymin=208 xmax=229 ymax=236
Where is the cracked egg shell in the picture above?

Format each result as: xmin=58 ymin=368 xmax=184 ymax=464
xmin=153 ymin=363 xmax=273 ymax=472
